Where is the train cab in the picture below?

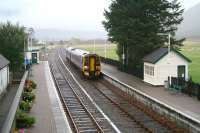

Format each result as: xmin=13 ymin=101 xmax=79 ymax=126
xmin=82 ymin=54 xmax=101 ymax=78
xmin=66 ymin=47 xmax=101 ymax=78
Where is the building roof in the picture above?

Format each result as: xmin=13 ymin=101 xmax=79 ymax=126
xmin=0 ymin=54 xmax=10 ymax=70
xmin=143 ymin=47 xmax=191 ymax=64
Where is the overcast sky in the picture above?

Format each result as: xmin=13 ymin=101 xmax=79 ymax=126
xmin=0 ymin=0 xmax=200 ymax=39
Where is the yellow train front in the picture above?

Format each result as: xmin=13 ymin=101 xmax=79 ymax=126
xmin=66 ymin=47 xmax=101 ymax=78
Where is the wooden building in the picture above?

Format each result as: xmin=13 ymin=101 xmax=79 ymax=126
xmin=0 ymin=54 xmax=10 ymax=97
xmin=143 ymin=47 xmax=191 ymax=86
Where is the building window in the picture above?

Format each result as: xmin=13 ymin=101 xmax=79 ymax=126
xmin=145 ymin=65 xmax=154 ymax=76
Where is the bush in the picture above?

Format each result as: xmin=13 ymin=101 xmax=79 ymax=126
xmin=24 ymin=86 xmax=33 ymax=92
xmin=16 ymin=109 xmax=35 ymax=128
xmin=22 ymin=92 xmax=35 ymax=102
xmin=19 ymin=101 xmax=32 ymax=112
xmin=31 ymin=81 xmax=37 ymax=89
xmin=26 ymin=80 xmax=37 ymax=89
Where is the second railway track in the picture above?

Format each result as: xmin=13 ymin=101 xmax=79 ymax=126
xmin=49 ymin=51 xmax=116 ymax=133
xmin=48 ymin=48 xmax=187 ymax=133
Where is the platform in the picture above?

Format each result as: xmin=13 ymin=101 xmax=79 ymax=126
xmin=0 ymin=85 xmax=19 ymax=132
xmin=101 ymin=63 xmax=200 ymax=121
xmin=27 ymin=61 xmax=72 ymax=133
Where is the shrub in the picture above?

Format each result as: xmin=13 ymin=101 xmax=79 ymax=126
xmin=22 ymin=92 xmax=35 ymax=102
xmin=16 ymin=109 xmax=35 ymax=128
xmin=24 ymin=86 xmax=33 ymax=92
xmin=26 ymin=80 xmax=37 ymax=89
xmin=31 ymin=81 xmax=37 ymax=89
xmin=19 ymin=101 xmax=32 ymax=112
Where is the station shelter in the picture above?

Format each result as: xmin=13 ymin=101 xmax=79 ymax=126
xmin=0 ymin=54 xmax=10 ymax=97
xmin=143 ymin=47 xmax=191 ymax=86
xmin=25 ymin=49 xmax=40 ymax=66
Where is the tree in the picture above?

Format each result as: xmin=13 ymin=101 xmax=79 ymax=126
xmin=103 ymin=0 xmax=184 ymax=77
xmin=0 ymin=22 xmax=26 ymax=72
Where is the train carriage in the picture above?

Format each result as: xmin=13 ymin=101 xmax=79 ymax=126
xmin=66 ymin=47 xmax=101 ymax=78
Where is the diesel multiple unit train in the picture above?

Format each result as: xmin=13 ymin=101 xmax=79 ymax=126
xmin=66 ymin=47 xmax=101 ymax=78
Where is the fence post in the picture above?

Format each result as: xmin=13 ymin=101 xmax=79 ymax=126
xmin=198 ymin=84 xmax=200 ymax=100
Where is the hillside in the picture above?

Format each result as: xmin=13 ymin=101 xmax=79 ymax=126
xmin=177 ymin=3 xmax=200 ymax=40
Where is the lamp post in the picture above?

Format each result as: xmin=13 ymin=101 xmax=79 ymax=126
xmin=122 ymin=44 xmax=125 ymax=71
xmin=104 ymin=40 xmax=107 ymax=58
xmin=157 ymin=33 xmax=171 ymax=54
xmin=158 ymin=33 xmax=171 ymax=86
xmin=93 ymin=39 xmax=96 ymax=53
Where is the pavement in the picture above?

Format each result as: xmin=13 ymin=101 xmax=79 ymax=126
xmin=101 ymin=63 xmax=200 ymax=121
xmin=27 ymin=61 xmax=71 ymax=133
xmin=0 ymin=84 xmax=19 ymax=132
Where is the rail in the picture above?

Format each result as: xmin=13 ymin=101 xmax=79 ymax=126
xmin=58 ymin=54 xmax=122 ymax=133
xmin=102 ymin=72 xmax=200 ymax=133
xmin=50 ymin=58 xmax=105 ymax=132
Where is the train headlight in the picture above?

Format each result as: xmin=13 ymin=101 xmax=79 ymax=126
xmin=96 ymin=66 xmax=101 ymax=70
xmin=84 ymin=66 xmax=89 ymax=70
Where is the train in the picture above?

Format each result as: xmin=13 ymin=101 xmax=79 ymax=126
xmin=66 ymin=47 xmax=101 ymax=78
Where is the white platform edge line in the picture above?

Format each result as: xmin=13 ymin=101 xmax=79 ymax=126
xmin=45 ymin=61 xmax=72 ymax=133
xmin=59 ymin=55 xmax=122 ymax=133
xmin=102 ymin=71 xmax=200 ymax=125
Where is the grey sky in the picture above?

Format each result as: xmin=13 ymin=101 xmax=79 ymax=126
xmin=0 ymin=0 xmax=199 ymax=39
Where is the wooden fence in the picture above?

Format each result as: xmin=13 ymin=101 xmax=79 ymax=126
xmin=170 ymin=77 xmax=200 ymax=100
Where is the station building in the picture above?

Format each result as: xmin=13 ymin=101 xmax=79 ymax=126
xmin=25 ymin=49 xmax=40 ymax=64
xmin=0 ymin=54 xmax=10 ymax=97
xmin=143 ymin=47 xmax=191 ymax=86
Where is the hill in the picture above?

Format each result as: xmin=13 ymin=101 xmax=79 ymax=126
xmin=34 ymin=29 xmax=107 ymax=41
xmin=177 ymin=3 xmax=200 ymax=40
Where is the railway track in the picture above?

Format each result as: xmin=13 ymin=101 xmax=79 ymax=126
xmin=48 ymin=48 xmax=188 ymax=133
xmin=57 ymin=48 xmax=183 ymax=133
xmin=49 ymin=52 xmax=116 ymax=133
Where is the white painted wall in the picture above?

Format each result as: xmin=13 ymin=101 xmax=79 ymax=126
xmin=0 ymin=66 xmax=9 ymax=95
xmin=144 ymin=51 xmax=189 ymax=86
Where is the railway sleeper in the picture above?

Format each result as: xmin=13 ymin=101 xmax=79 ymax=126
xmin=79 ymin=129 xmax=98 ymax=133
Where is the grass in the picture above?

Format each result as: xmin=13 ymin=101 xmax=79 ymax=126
xmin=73 ymin=41 xmax=200 ymax=83
xmin=73 ymin=43 xmax=118 ymax=60
xmin=181 ymin=41 xmax=200 ymax=83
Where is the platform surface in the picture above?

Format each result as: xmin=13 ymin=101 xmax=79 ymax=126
xmin=102 ymin=63 xmax=200 ymax=121
xmin=28 ymin=61 xmax=71 ymax=133
xmin=0 ymin=85 xmax=19 ymax=132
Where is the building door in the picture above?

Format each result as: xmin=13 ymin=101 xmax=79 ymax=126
xmin=177 ymin=65 xmax=185 ymax=79
xmin=32 ymin=53 xmax=37 ymax=64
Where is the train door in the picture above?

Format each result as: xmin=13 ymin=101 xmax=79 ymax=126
xmin=89 ymin=56 xmax=95 ymax=72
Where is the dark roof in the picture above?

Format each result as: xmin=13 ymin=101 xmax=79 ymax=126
xmin=143 ymin=47 xmax=191 ymax=64
xmin=0 ymin=54 xmax=10 ymax=70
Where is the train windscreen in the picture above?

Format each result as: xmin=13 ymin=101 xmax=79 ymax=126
xmin=96 ymin=56 xmax=100 ymax=65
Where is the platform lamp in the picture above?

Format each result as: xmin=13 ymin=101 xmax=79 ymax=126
xmin=122 ymin=44 xmax=125 ymax=71
xmin=23 ymin=27 xmax=29 ymax=70
xmin=157 ymin=33 xmax=171 ymax=86
xmin=104 ymin=39 xmax=107 ymax=58
xmin=157 ymin=33 xmax=171 ymax=54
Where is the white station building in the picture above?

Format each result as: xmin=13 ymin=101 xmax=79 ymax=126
xmin=0 ymin=54 xmax=10 ymax=97
xmin=143 ymin=47 xmax=191 ymax=86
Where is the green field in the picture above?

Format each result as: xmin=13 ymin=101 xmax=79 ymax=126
xmin=74 ymin=43 xmax=118 ymax=60
xmin=74 ymin=41 xmax=200 ymax=83
xmin=181 ymin=41 xmax=200 ymax=83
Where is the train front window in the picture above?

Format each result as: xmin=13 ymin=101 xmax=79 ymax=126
xmin=85 ymin=56 xmax=89 ymax=66
xmin=96 ymin=57 xmax=100 ymax=65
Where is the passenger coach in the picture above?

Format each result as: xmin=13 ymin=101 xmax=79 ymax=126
xmin=66 ymin=47 xmax=101 ymax=78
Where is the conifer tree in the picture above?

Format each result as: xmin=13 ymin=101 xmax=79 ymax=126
xmin=103 ymin=0 xmax=184 ymax=77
